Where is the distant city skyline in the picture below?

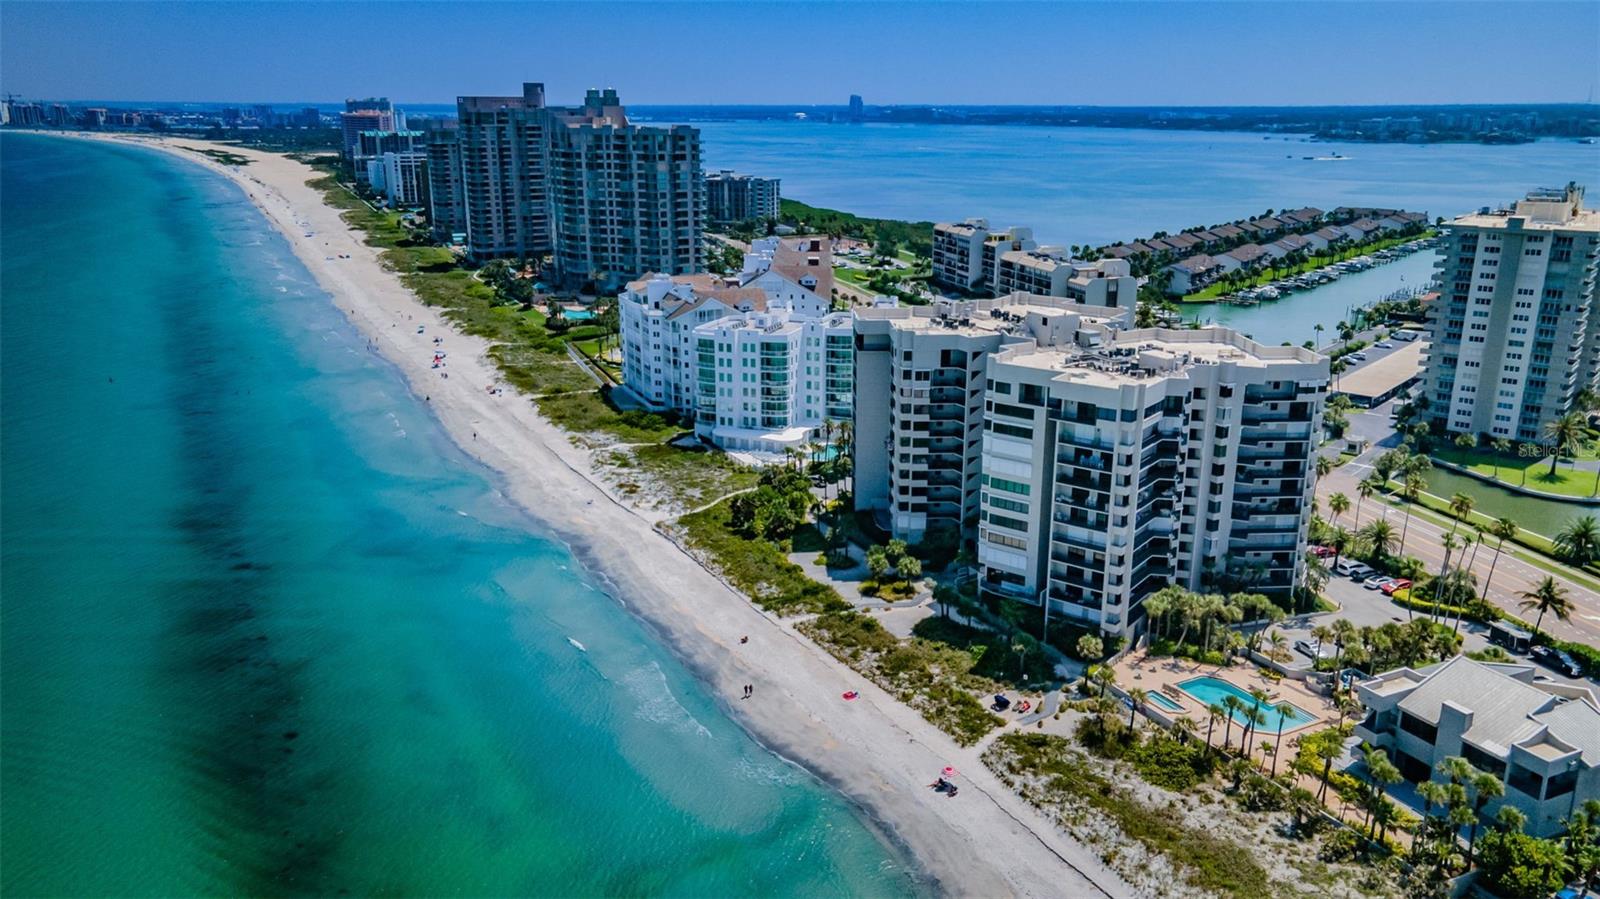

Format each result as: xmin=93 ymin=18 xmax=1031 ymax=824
xmin=2 ymin=1 xmax=1597 ymax=106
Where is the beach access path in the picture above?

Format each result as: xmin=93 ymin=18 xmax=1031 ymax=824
xmin=73 ymin=134 xmax=1131 ymax=899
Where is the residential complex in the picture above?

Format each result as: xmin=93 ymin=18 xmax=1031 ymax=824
xmin=930 ymin=219 xmax=1139 ymax=308
xmin=930 ymin=219 xmax=1035 ymax=294
xmin=1420 ymin=183 xmax=1600 ymax=441
xmin=1356 ymin=656 xmax=1598 ymax=838
xmin=706 ymin=170 xmax=781 ymax=224
xmin=426 ymin=82 xmax=705 ymax=291
xmin=619 ymin=237 xmax=847 ymax=454
xmin=853 ymin=297 xmax=1326 ymax=639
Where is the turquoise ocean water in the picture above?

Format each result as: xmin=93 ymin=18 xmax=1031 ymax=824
xmin=0 ymin=133 xmax=918 ymax=897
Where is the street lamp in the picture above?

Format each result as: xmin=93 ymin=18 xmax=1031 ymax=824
xmin=1039 ymin=585 xmax=1051 ymax=644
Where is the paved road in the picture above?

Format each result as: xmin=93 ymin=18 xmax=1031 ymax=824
xmin=1316 ymin=404 xmax=1600 ymax=648
xmin=1271 ymin=578 xmax=1596 ymax=691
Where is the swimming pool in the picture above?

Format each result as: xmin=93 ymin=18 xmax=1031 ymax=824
xmin=1147 ymin=692 xmax=1184 ymax=712
xmin=563 ymin=309 xmax=594 ymax=321
xmin=1177 ymin=676 xmax=1317 ymax=732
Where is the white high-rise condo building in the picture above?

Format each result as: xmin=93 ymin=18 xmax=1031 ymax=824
xmin=1421 ymin=183 xmax=1600 ymax=441
xmin=620 ymin=237 xmax=851 ymax=455
xmin=854 ymin=297 xmax=1327 ymax=640
xmin=852 ymin=295 xmax=1133 ymax=544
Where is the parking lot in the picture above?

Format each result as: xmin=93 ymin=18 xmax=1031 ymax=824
xmin=1268 ymin=566 xmax=1596 ymax=691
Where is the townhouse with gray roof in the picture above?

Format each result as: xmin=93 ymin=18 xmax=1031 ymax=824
xmin=1356 ymin=655 xmax=1599 ymax=838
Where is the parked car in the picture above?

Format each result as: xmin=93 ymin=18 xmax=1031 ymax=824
xmin=1531 ymin=645 xmax=1583 ymax=678
xmin=1380 ymin=579 xmax=1412 ymax=595
xmin=1335 ymin=558 xmax=1375 ymax=579
xmin=1376 ymin=341 xmax=1394 ymax=349
xmin=1363 ymin=575 xmax=1396 ymax=590
xmin=1294 ymin=639 xmax=1318 ymax=659
xmin=1308 ymin=545 xmax=1336 ymax=558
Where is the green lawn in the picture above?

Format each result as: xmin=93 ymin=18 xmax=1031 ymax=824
xmin=1433 ymin=445 xmax=1599 ymax=499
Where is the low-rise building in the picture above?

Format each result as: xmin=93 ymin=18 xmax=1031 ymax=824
xmin=996 ymin=249 xmax=1137 ymax=307
xmin=1356 ymin=656 xmax=1599 ymax=838
xmin=1168 ymin=254 xmax=1224 ymax=294
xmin=1215 ymin=243 xmax=1270 ymax=273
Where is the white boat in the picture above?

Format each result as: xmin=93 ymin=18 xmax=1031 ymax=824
xmin=567 ymin=637 xmax=587 ymax=652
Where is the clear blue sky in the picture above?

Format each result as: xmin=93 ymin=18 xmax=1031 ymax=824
xmin=3 ymin=1 xmax=1596 ymax=106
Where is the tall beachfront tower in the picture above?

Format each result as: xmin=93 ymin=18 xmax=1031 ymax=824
xmin=852 ymin=297 xmax=1327 ymax=641
xmin=428 ymin=83 xmax=705 ymax=291
xmin=1422 ymin=183 xmax=1600 ymax=441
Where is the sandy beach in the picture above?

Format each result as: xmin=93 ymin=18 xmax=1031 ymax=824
xmin=64 ymin=133 xmax=1129 ymax=898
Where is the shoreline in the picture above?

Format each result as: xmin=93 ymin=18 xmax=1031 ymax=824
xmin=47 ymin=132 xmax=1129 ymax=898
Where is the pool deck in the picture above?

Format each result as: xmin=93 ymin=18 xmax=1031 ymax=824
xmin=1110 ymin=649 xmax=1338 ymax=745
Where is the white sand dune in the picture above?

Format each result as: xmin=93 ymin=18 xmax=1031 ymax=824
xmin=64 ymin=132 xmax=1130 ymax=899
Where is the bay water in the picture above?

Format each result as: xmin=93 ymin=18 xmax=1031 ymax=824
xmin=0 ymin=133 xmax=918 ymax=897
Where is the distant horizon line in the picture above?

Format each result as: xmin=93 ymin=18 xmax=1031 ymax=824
xmin=6 ymin=97 xmax=1599 ymax=112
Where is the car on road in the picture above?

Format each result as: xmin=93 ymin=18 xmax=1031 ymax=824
xmin=1348 ymin=352 xmax=1368 ymax=361
xmin=1376 ymin=341 xmax=1394 ymax=349
xmin=1531 ymin=645 xmax=1583 ymax=678
xmin=1380 ymin=579 xmax=1412 ymax=595
xmin=1308 ymin=545 xmax=1335 ymax=558
xmin=1294 ymin=639 xmax=1320 ymax=659
xmin=1363 ymin=575 xmax=1396 ymax=590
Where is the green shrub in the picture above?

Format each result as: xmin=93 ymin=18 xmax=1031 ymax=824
xmin=1128 ymin=734 xmax=1217 ymax=791
xmin=677 ymin=500 xmax=849 ymax=615
xmin=987 ymin=733 xmax=1270 ymax=897
xmin=1476 ymin=828 xmax=1570 ymax=899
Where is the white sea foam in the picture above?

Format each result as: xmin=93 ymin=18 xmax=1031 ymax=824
xmin=622 ymin=662 xmax=711 ymax=739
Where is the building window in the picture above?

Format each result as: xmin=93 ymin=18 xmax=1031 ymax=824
xmin=1399 ymin=712 xmax=1437 ymax=743
xmin=1506 ymin=764 xmax=1543 ymax=798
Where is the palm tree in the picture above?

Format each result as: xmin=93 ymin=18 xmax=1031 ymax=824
xmin=1328 ymin=492 xmax=1350 ymax=524
xmin=1205 ymin=703 xmax=1226 ymax=751
xmin=1316 ymin=454 xmax=1334 ymax=480
xmin=1363 ymin=748 xmax=1402 ymax=841
xmin=1172 ymin=715 xmax=1199 ymax=745
xmin=1270 ymin=702 xmax=1295 ymax=776
xmin=1435 ymin=532 xmax=1460 ymax=622
xmin=1465 ymin=771 xmax=1505 ymax=869
xmin=1356 ymin=476 xmax=1380 ymax=525
xmin=1545 ymin=411 xmax=1586 ymax=477
xmin=1555 ymin=514 xmax=1600 ymax=567
xmin=1220 ymin=695 xmax=1242 ymax=749
xmin=1266 ymin=630 xmax=1288 ymax=661
xmin=1481 ymin=517 xmax=1519 ymax=603
xmin=1324 ymin=521 xmax=1350 ymax=569
xmin=1127 ymin=687 xmax=1148 ymax=730
xmin=1447 ymin=492 xmax=1476 ymax=536
xmin=1362 ymin=519 xmax=1397 ymax=565
xmin=1241 ymin=687 xmax=1271 ymax=752
xmin=1518 ymin=577 xmax=1574 ymax=641
xmin=1398 ymin=470 xmax=1426 ymax=555
xmin=1491 ymin=436 xmax=1513 ymax=479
